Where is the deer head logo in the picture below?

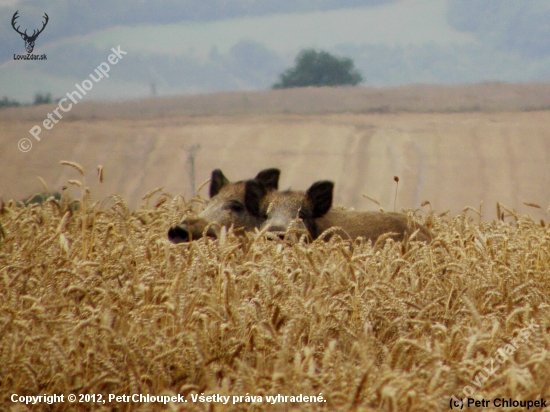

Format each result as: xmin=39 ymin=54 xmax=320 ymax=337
xmin=12 ymin=11 xmax=49 ymax=54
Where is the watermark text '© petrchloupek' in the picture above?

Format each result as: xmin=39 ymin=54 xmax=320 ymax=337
xmin=23 ymin=46 xmax=126 ymax=150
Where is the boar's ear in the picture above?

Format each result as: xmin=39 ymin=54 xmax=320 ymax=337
xmin=255 ymin=168 xmax=280 ymax=191
xmin=244 ymin=179 xmax=266 ymax=217
xmin=210 ymin=169 xmax=230 ymax=198
xmin=306 ymin=181 xmax=334 ymax=218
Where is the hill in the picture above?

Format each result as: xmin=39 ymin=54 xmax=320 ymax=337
xmin=1 ymin=83 xmax=550 ymax=221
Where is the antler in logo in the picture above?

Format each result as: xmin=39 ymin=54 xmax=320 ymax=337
xmin=12 ymin=10 xmax=49 ymax=54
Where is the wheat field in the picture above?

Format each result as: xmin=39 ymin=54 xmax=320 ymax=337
xmin=1 ymin=162 xmax=550 ymax=411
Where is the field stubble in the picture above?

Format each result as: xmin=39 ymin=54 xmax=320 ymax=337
xmin=1 ymin=163 xmax=550 ymax=411
xmin=2 ymin=83 xmax=550 ymax=221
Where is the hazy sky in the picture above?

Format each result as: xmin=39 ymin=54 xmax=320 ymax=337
xmin=1 ymin=0 xmax=549 ymax=102
xmin=90 ymin=0 xmax=474 ymax=57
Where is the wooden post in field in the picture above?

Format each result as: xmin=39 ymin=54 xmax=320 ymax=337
xmin=185 ymin=144 xmax=201 ymax=196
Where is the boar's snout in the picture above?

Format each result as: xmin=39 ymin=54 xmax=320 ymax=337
xmin=266 ymin=224 xmax=287 ymax=233
xmin=168 ymin=218 xmax=218 ymax=243
xmin=266 ymin=225 xmax=287 ymax=240
xmin=168 ymin=225 xmax=190 ymax=244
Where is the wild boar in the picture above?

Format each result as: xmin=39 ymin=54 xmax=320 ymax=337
xmin=256 ymin=180 xmax=431 ymax=243
xmin=168 ymin=168 xmax=280 ymax=243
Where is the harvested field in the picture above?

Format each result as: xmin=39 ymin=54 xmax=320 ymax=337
xmin=2 ymin=84 xmax=550 ymax=221
xmin=1 ymin=163 xmax=550 ymax=411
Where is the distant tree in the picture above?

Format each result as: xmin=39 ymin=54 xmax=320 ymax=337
xmin=33 ymin=92 xmax=52 ymax=105
xmin=0 ymin=96 xmax=21 ymax=109
xmin=273 ymin=49 xmax=363 ymax=89
xmin=20 ymin=191 xmax=62 ymax=206
xmin=18 ymin=191 xmax=79 ymax=211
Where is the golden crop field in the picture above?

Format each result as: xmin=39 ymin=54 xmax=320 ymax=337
xmin=1 ymin=160 xmax=550 ymax=411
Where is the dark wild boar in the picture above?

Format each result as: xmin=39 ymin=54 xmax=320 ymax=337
xmin=255 ymin=180 xmax=432 ymax=243
xmin=168 ymin=168 xmax=280 ymax=243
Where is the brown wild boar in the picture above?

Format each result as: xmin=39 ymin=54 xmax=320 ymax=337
xmin=255 ymin=180 xmax=432 ymax=243
xmin=168 ymin=168 xmax=280 ymax=243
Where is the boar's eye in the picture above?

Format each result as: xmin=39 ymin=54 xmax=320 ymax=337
xmin=227 ymin=200 xmax=245 ymax=213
